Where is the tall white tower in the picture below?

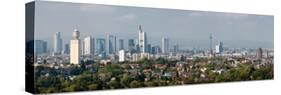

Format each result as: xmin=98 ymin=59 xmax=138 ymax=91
xmin=138 ymin=25 xmax=147 ymax=53
xmin=54 ymin=32 xmax=63 ymax=54
xmin=70 ymin=29 xmax=80 ymax=64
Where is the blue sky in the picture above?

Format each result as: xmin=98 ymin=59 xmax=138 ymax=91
xmin=34 ymin=1 xmax=274 ymax=50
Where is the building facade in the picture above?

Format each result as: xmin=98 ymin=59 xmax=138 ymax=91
xmin=83 ymin=36 xmax=95 ymax=56
xmin=106 ymin=34 xmax=115 ymax=55
xmin=119 ymin=39 xmax=124 ymax=50
xmin=96 ymin=38 xmax=106 ymax=55
xmin=215 ymin=42 xmax=223 ymax=54
xmin=119 ymin=49 xmax=125 ymax=62
xmin=161 ymin=37 xmax=169 ymax=54
xmin=53 ymin=32 xmax=63 ymax=54
xmin=128 ymin=39 xmax=135 ymax=54
xmin=138 ymin=25 xmax=147 ymax=53
xmin=70 ymin=29 xmax=80 ymax=64
xmin=35 ymin=40 xmax=47 ymax=54
xmin=64 ymin=44 xmax=70 ymax=54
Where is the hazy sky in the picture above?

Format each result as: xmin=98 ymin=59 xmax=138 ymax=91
xmin=34 ymin=1 xmax=274 ymax=50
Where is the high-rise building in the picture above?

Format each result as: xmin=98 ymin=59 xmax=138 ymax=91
xmin=64 ymin=44 xmax=70 ymax=54
xmin=151 ymin=46 xmax=156 ymax=54
xmin=53 ymin=32 xmax=63 ymax=54
xmin=96 ymin=38 xmax=106 ymax=55
xmin=151 ymin=45 xmax=161 ymax=54
xmin=119 ymin=49 xmax=125 ymax=62
xmin=161 ymin=37 xmax=169 ymax=54
xmin=136 ymin=44 xmax=140 ymax=53
xmin=138 ymin=25 xmax=147 ymax=53
xmin=106 ymin=34 xmax=115 ymax=55
xmin=92 ymin=38 xmax=95 ymax=54
xmin=257 ymin=48 xmax=263 ymax=59
xmin=83 ymin=36 xmax=95 ymax=56
xmin=70 ymin=29 xmax=80 ymax=64
xmin=119 ymin=39 xmax=124 ymax=50
xmin=128 ymin=39 xmax=135 ymax=53
xmin=173 ymin=44 xmax=179 ymax=53
xmin=35 ymin=40 xmax=47 ymax=54
xmin=114 ymin=36 xmax=117 ymax=54
xmin=147 ymin=44 xmax=152 ymax=54
xmin=215 ymin=42 xmax=223 ymax=54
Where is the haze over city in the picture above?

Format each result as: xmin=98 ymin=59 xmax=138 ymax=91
xmin=26 ymin=1 xmax=274 ymax=94
xmin=34 ymin=1 xmax=273 ymax=50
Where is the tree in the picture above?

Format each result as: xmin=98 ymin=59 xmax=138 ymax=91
xmin=121 ymin=73 xmax=132 ymax=88
xmin=144 ymin=80 xmax=158 ymax=87
xmin=252 ymin=64 xmax=273 ymax=80
xmin=63 ymin=84 xmax=79 ymax=92
xmin=108 ymin=79 xmax=121 ymax=89
xmin=207 ymin=71 xmax=217 ymax=82
xmin=88 ymin=84 xmax=99 ymax=90
xmin=156 ymin=58 xmax=168 ymax=64
xmin=130 ymin=80 xmax=142 ymax=88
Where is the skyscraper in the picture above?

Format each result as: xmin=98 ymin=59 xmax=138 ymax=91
xmin=128 ymin=39 xmax=135 ymax=54
xmin=161 ymin=37 xmax=169 ymax=54
xmin=35 ymin=40 xmax=47 ymax=54
xmin=119 ymin=39 xmax=124 ymax=50
xmin=215 ymin=42 xmax=223 ymax=54
xmin=151 ymin=45 xmax=161 ymax=54
xmin=138 ymin=25 xmax=147 ymax=53
xmin=114 ymin=36 xmax=117 ymax=54
xmin=151 ymin=46 xmax=156 ymax=54
xmin=96 ymin=38 xmax=106 ymax=55
xmin=53 ymin=32 xmax=63 ymax=55
xmin=83 ymin=36 xmax=95 ymax=56
xmin=106 ymin=34 xmax=115 ymax=55
xmin=70 ymin=29 xmax=80 ymax=64
xmin=135 ymin=44 xmax=140 ymax=53
xmin=64 ymin=44 xmax=70 ymax=54
xmin=173 ymin=44 xmax=179 ymax=53
xmin=147 ymin=44 xmax=152 ymax=54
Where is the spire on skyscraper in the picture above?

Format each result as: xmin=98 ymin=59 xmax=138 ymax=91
xmin=139 ymin=25 xmax=142 ymax=32
xmin=138 ymin=25 xmax=147 ymax=53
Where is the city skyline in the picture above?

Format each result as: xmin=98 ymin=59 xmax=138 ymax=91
xmin=26 ymin=1 xmax=274 ymax=94
xmin=34 ymin=1 xmax=273 ymax=50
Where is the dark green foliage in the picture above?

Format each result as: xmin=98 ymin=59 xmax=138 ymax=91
xmin=34 ymin=58 xmax=273 ymax=93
